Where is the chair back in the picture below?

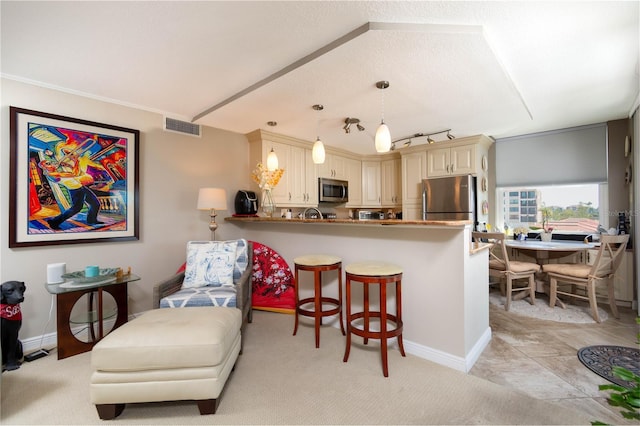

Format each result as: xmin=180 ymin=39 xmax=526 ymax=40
xmin=472 ymin=232 xmax=510 ymax=271
xmin=589 ymin=234 xmax=629 ymax=278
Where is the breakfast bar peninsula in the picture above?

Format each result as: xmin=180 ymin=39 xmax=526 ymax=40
xmin=226 ymin=216 xmax=490 ymax=372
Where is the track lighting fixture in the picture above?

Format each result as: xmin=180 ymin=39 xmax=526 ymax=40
xmin=390 ymin=129 xmax=455 ymax=150
xmin=374 ymin=81 xmax=391 ymax=153
xmin=312 ymin=104 xmax=326 ymax=164
xmin=343 ymin=117 xmax=363 ymax=134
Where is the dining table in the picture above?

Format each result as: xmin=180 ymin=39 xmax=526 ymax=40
xmin=505 ymin=238 xmax=597 ymax=292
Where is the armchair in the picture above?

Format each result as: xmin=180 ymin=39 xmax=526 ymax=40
xmin=152 ymin=240 xmax=253 ymax=335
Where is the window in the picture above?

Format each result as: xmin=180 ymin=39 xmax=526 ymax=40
xmin=496 ymin=183 xmax=602 ymax=234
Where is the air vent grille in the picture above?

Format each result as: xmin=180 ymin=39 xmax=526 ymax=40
xmin=164 ymin=117 xmax=201 ymax=137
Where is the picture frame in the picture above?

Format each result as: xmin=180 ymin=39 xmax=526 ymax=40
xmin=9 ymin=107 xmax=140 ymax=247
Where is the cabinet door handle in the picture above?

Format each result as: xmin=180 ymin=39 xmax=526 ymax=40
xmin=288 ymin=192 xmax=291 ymax=201
xmin=451 ymin=163 xmax=455 ymax=172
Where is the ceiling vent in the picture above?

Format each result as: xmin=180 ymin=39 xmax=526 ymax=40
xmin=164 ymin=117 xmax=201 ymax=137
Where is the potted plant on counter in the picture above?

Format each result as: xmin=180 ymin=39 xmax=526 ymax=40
xmin=540 ymin=206 xmax=553 ymax=242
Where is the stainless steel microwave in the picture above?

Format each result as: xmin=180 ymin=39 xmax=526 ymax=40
xmin=318 ymin=177 xmax=349 ymax=203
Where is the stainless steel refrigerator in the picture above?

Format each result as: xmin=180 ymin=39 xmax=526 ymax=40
xmin=422 ymin=175 xmax=476 ymax=221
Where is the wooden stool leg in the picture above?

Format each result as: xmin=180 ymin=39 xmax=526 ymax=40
xmin=314 ymin=269 xmax=322 ymax=348
xmin=343 ymin=276 xmax=352 ymax=363
xmin=380 ymin=280 xmax=389 ymax=377
xmin=338 ymin=265 xmax=345 ymax=335
xmin=293 ymin=266 xmax=300 ymax=336
xmin=396 ymin=280 xmax=406 ymax=357
xmin=363 ymin=282 xmax=370 ymax=345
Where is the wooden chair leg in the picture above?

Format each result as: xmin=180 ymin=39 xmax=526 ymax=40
xmin=528 ymin=275 xmax=536 ymax=305
xmin=607 ymin=277 xmax=620 ymax=319
xmin=549 ymin=277 xmax=557 ymax=308
xmin=505 ymin=276 xmax=513 ymax=311
xmin=587 ymin=281 xmax=601 ymax=323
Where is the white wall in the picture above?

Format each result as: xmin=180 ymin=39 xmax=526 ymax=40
xmin=1 ymin=78 xmax=252 ymax=340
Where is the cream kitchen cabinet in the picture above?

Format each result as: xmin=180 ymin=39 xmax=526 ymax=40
xmin=401 ymin=151 xmax=427 ymax=220
xmin=344 ymin=157 xmax=362 ymax=207
xmin=427 ymin=144 xmax=475 ymax=177
xmin=247 ymin=130 xmax=317 ymax=208
xmin=361 ymin=161 xmax=381 ymax=207
xmin=381 ymin=158 xmax=401 ymax=207
xmin=318 ymin=153 xmax=349 ymax=179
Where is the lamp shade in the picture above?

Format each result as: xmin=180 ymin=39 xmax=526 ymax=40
xmin=312 ymin=137 xmax=326 ymax=164
xmin=375 ymin=121 xmax=391 ymax=153
xmin=266 ymin=148 xmax=279 ymax=171
xmin=197 ymin=188 xmax=227 ymax=210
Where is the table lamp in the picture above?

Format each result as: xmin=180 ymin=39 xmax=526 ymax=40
xmin=197 ymin=188 xmax=227 ymax=240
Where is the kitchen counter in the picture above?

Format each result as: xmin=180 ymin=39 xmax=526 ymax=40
xmin=226 ymin=218 xmax=491 ymax=373
xmin=226 ymin=216 xmax=472 ymax=227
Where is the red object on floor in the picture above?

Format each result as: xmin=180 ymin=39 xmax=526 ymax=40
xmin=249 ymin=241 xmax=295 ymax=313
xmin=174 ymin=241 xmax=295 ymax=313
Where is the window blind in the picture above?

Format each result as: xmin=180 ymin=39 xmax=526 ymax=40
xmin=495 ymin=123 xmax=607 ymax=187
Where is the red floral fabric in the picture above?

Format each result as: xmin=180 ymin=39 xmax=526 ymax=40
xmin=249 ymin=241 xmax=295 ymax=313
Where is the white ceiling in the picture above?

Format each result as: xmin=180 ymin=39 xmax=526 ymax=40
xmin=2 ymin=1 xmax=638 ymax=155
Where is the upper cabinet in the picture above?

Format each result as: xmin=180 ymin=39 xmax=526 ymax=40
xmin=318 ymin=153 xmax=349 ymax=180
xmin=344 ymin=157 xmax=362 ymax=207
xmin=427 ymin=144 xmax=475 ymax=177
xmin=361 ymin=160 xmax=381 ymax=207
xmin=380 ymin=158 xmax=401 ymax=207
xmin=401 ymin=150 xmax=427 ymax=206
xmin=360 ymin=158 xmax=401 ymax=208
xmin=247 ymin=130 xmax=317 ymax=207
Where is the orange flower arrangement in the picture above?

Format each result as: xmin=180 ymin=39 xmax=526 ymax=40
xmin=251 ymin=162 xmax=284 ymax=190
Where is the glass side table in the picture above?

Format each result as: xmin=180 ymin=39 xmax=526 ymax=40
xmin=45 ymin=273 xmax=141 ymax=359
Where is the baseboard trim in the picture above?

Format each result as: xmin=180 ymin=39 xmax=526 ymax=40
xmin=21 ymin=314 xmax=140 ymax=354
xmin=403 ymin=326 xmax=492 ymax=373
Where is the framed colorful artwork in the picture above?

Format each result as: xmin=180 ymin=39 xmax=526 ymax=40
xmin=9 ymin=107 xmax=140 ymax=247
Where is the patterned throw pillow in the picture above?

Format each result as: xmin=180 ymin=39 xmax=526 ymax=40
xmin=233 ymin=239 xmax=249 ymax=282
xmin=183 ymin=240 xmax=238 ymax=288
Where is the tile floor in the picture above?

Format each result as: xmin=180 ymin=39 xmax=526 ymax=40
xmin=470 ymin=290 xmax=639 ymax=425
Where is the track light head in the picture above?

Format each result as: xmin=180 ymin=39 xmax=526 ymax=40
xmin=447 ymin=131 xmax=455 ymax=140
xmin=356 ymin=123 xmax=365 ymax=132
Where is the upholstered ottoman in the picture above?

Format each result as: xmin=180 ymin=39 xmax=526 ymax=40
xmin=90 ymin=307 xmax=241 ymax=420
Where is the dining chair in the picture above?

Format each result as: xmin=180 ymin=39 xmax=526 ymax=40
xmin=472 ymin=232 xmax=539 ymax=311
xmin=542 ymin=234 xmax=629 ymax=323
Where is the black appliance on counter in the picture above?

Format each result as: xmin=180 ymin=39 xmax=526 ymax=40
xmin=234 ymin=190 xmax=258 ymax=215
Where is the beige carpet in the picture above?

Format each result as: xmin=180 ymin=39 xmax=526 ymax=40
xmin=1 ymin=310 xmax=591 ymax=425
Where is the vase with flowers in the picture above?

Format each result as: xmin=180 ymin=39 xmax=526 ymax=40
xmin=251 ymin=162 xmax=284 ymax=217
xmin=540 ymin=206 xmax=553 ymax=242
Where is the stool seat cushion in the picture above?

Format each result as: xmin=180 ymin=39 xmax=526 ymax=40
xmin=91 ymin=307 xmax=241 ymax=372
xmin=294 ymin=254 xmax=342 ymax=266
xmin=345 ymin=261 xmax=403 ymax=276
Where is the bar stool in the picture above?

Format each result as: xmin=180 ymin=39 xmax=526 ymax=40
xmin=293 ymin=254 xmax=345 ymax=348
xmin=343 ymin=261 xmax=405 ymax=377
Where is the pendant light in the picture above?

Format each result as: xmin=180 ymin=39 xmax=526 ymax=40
xmin=312 ymin=104 xmax=326 ymax=164
xmin=374 ymin=80 xmax=391 ymax=153
xmin=266 ymin=148 xmax=278 ymax=171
